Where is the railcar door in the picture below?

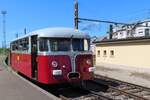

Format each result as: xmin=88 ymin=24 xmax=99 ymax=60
xmin=31 ymin=35 xmax=38 ymax=79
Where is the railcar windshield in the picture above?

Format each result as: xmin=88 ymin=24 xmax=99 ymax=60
xmin=50 ymin=38 xmax=70 ymax=51
xmin=72 ymin=39 xmax=89 ymax=51
xmin=39 ymin=38 xmax=90 ymax=52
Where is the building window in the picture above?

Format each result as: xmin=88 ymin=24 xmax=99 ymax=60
xmin=146 ymin=22 xmax=148 ymax=27
xmin=97 ymin=50 xmax=100 ymax=57
xmin=110 ymin=50 xmax=114 ymax=57
xmin=138 ymin=29 xmax=143 ymax=34
xmin=120 ymin=32 xmax=123 ymax=36
xmin=116 ymin=33 xmax=118 ymax=36
xmin=103 ymin=50 xmax=107 ymax=57
xmin=145 ymin=29 xmax=150 ymax=36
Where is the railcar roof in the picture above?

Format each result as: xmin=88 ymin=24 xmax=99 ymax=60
xmin=11 ymin=27 xmax=90 ymax=42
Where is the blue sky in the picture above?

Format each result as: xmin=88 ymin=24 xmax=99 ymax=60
xmin=0 ymin=0 xmax=150 ymax=47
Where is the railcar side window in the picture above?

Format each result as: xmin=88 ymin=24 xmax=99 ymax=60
xmin=11 ymin=37 xmax=29 ymax=52
xmin=23 ymin=38 xmax=29 ymax=51
xmin=18 ymin=40 xmax=22 ymax=51
xmin=19 ymin=38 xmax=29 ymax=51
xmin=12 ymin=41 xmax=18 ymax=51
xmin=39 ymin=38 xmax=48 ymax=51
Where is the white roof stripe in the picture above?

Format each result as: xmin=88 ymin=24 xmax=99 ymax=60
xmin=11 ymin=27 xmax=90 ymax=42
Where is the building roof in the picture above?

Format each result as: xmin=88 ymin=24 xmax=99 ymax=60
xmin=12 ymin=27 xmax=90 ymax=42
xmin=93 ymin=36 xmax=150 ymax=45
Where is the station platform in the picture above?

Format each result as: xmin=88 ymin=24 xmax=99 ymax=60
xmin=95 ymin=65 xmax=150 ymax=88
xmin=0 ymin=56 xmax=57 ymax=100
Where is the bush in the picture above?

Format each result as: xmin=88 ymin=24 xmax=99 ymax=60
xmin=0 ymin=48 xmax=10 ymax=55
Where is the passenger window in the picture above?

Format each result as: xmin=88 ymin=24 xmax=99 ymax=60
xmin=39 ymin=39 xmax=48 ymax=51
xmin=12 ymin=42 xmax=18 ymax=51
xmin=18 ymin=40 xmax=22 ymax=51
xmin=84 ymin=39 xmax=89 ymax=51
xmin=22 ymin=38 xmax=29 ymax=51
xmin=51 ymin=41 xmax=58 ymax=51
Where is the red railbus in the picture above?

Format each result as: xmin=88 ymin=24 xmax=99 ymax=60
xmin=10 ymin=27 xmax=95 ymax=84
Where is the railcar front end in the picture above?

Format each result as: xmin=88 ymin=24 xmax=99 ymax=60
xmin=37 ymin=38 xmax=95 ymax=84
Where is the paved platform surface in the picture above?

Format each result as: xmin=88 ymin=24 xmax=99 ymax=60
xmin=0 ymin=56 xmax=56 ymax=100
xmin=95 ymin=66 xmax=150 ymax=88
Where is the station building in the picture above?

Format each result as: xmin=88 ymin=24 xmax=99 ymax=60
xmin=111 ymin=19 xmax=150 ymax=39
xmin=93 ymin=37 xmax=150 ymax=73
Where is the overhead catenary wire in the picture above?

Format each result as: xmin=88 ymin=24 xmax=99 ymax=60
xmin=78 ymin=18 xmax=129 ymax=25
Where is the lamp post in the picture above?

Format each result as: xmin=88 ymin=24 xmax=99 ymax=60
xmin=1 ymin=11 xmax=7 ymax=48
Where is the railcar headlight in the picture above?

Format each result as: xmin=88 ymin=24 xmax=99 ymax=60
xmin=86 ymin=59 xmax=92 ymax=65
xmin=51 ymin=61 xmax=58 ymax=68
xmin=62 ymin=65 xmax=66 ymax=68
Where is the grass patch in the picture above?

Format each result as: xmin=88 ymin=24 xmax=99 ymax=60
xmin=130 ymin=72 xmax=150 ymax=81
xmin=0 ymin=48 xmax=9 ymax=68
xmin=0 ymin=48 xmax=9 ymax=55
xmin=0 ymin=55 xmax=6 ymax=67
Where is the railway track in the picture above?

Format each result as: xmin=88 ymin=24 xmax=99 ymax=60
xmin=94 ymin=74 xmax=150 ymax=100
xmin=60 ymin=88 xmax=113 ymax=100
xmin=60 ymin=75 xmax=150 ymax=100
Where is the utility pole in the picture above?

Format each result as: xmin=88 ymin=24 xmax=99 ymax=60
xmin=16 ymin=33 xmax=18 ymax=38
xmin=109 ymin=24 xmax=113 ymax=39
xmin=24 ymin=28 xmax=27 ymax=35
xmin=74 ymin=0 xmax=78 ymax=29
xmin=1 ymin=11 xmax=7 ymax=48
xmin=74 ymin=1 xmax=128 ymax=31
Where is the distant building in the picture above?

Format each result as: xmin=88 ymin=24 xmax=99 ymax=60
xmin=91 ymin=36 xmax=107 ymax=65
xmin=91 ymin=36 xmax=108 ymax=55
xmin=93 ymin=36 xmax=150 ymax=73
xmin=111 ymin=19 xmax=150 ymax=39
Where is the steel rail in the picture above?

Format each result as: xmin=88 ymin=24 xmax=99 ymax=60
xmin=60 ymin=95 xmax=71 ymax=100
xmin=94 ymin=74 xmax=150 ymax=92
xmin=109 ymin=85 xmax=149 ymax=100
xmin=89 ymin=90 xmax=114 ymax=100
xmin=94 ymin=74 xmax=150 ymax=100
